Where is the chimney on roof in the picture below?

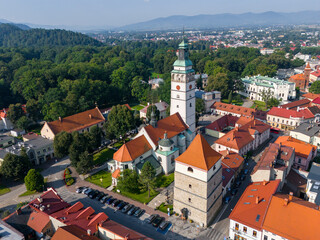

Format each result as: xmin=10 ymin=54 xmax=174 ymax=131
xmin=89 ymin=114 xmax=92 ymax=119
xmin=59 ymin=117 xmax=62 ymax=122
xmin=289 ymin=192 xmax=293 ymax=201
xmin=262 ymin=180 xmax=268 ymax=186
xmin=256 ymin=196 xmax=259 ymax=204
xmin=283 ymin=198 xmax=289 ymax=206
xmin=87 ymin=229 xmax=91 ymax=236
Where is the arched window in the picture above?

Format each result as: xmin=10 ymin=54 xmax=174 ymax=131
xmin=187 ymin=167 xmax=193 ymax=173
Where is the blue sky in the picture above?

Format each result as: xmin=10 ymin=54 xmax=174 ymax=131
xmin=0 ymin=0 xmax=319 ymax=27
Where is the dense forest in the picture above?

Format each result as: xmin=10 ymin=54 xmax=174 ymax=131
xmin=0 ymin=24 xmax=102 ymax=47
xmin=0 ymin=38 xmax=305 ymax=122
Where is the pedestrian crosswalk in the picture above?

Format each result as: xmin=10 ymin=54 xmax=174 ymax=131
xmin=196 ymin=228 xmax=226 ymax=240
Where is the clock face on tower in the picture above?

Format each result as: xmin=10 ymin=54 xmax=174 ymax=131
xmin=176 ymin=85 xmax=180 ymax=90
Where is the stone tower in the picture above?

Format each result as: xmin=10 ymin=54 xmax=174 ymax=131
xmin=304 ymin=62 xmax=312 ymax=88
xmin=170 ymin=39 xmax=196 ymax=135
xmin=173 ymin=134 xmax=223 ymax=227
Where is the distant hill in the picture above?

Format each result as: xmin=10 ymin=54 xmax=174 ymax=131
xmin=0 ymin=19 xmax=30 ymax=30
xmin=117 ymin=11 xmax=320 ymax=31
xmin=0 ymin=23 xmax=102 ymax=47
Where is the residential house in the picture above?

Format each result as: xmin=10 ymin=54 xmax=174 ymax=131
xmin=279 ymin=98 xmax=310 ymax=110
xmin=284 ymin=169 xmax=307 ymax=198
xmin=214 ymin=119 xmax=270 ymax=156
xmin=211 ymin=102 xmax=267 ymax=121
xmin=27 ymin=211 xmax=53 ymax=238
xmin=302 ymin=92 xmax=320 ymax=101
xmin=239 ymin=75 xmax=296 ymax=101
xmin=0 ymin=219 xmax=24 ymax=240
xmin=0 ymin=109 xmax=14 ymax=131
xmin=274 ymin=136 xmax=317 ymax=171
xmin=139 ymin=101 xmax=169 ymax=120
xmin=306 ymin=163 xmax=320 ymax=205
xmin=51 ymin=225 xmax=100 ymax=240
xmin=276 ymin=68 xmax=295 ymax=80
xmin=41 ymin=107 xmax=105 ymax=140
xmin=0 ymin=136 xmax=54 ymax=165
xmin=228 ymin=180 xmax=280 ymax=240
xmin=311 ymin=97 xmax=320 ymax=107
xmin=148 ymin=77 xmax=163 ymax=89
xmin=309 ymin=70 xmax=320 ymax=83
xmin=251 ymin=143 xmax=295 ymax=189
xmin=289 ymin=122 xmax=320 ymax=149
xmin=195 ymin=89 xmax=221 ymax=113
xmin=267 ymin=106 xmax=320 ymax=130
xmin=262 ymin=193 xmax=320 ymax=240
xmin=174 ymin=134 xmax=223 ymax=227
xmin=22 ymin=132 xmax=40 ymax=142
xmin=0 ymin=135 xmax=14 ymax=148
xmin=260 ymin=48 xmax=274 ymax=55
xmin=205 ymin=114 xmax=238 ymax=138
xmin=10 ymin=128 xmax=26 ymax=137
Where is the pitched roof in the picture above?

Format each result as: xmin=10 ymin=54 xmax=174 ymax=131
xmin=45 ymin=107 xmax=105 ymax=135
xmin=302 ymin=92 xmax=320 ymax=100
xmin=27 ymin=211 xmax=50 ymax=233
xmin=263 ymin=193 xmax=320 ymax=240
xmin=99 ymin=219 xmax=152 ymax=240
xmin=312 ymin=97 xmax=320 ymax=104
xmin=311 ymin=70 xmax=320 ymax=77
xmin=280 ymin=99 xmax=310 ymax=110
xmin=308 ymin=163 xmax=320 ymax=181
xmin=51 ymin=225 xmax=100 ymax=240
xmin=175 ymin=134 xmax=222 ymax=171
xmin=285 ymin=169 xmax=307 ymax=192
xmin=236 ymin=115 xmax=254 ymax=126
xmin=140 ymin=102 xmax=169 ymax=114
xmin=274 ymin=136 xmax=316 ymax=158
xmin=113 ymin=135 xmax=152 ymax=162
xmin=143 ymin=113 xmax=188 ymax=145
xmin=222 ymin=165 xmax=235 ymax=187
xmin=267 ymin=106 xmax=315 ymax=119
xmin=308 ymin=105 xmax=320 ymax=115
xmin=290 ymin=73 xmax=305 ymax=81
xmin=220 ymin=150 xmax=244 ymax=173
xmin=229 ymin=180 xmax=280 ymax=230
xmin=205 ymin=114 xmax=238 ymax=132
xmin=112 ymin=168 xmax=121 ymax=179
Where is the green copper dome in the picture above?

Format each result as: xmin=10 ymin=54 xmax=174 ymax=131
xmin=158 ymin=132 xmax=173 ymax=147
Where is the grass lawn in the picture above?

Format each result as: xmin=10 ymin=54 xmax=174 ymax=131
xmin=130 ymin=104 xmax=145 ymax=111
xmin=251 ymin=100 xmax=268 ymax=111
xmin=157 ymin=203 xmax=173 ymax=215
xmin=85 ymin=170 xmax=112 ymax=188
xmin=93 ymin=148 xmax=115 ymax=166
xmin=0 ymin=184 xmax=10 ymax=196
xmin=155 ymin=173 xmax=174 ymax=188
xmin=151 ymin=72 xmax=164 ymax=79
xmin=115 ymin=188 xmax=159 ymax=204
xmin=111 ymin=138 xmax=130 ymax=149
xmin=19 ymin=190 xmax=37 ymax=197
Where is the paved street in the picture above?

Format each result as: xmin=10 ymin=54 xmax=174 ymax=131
xmin=242 ymin=99 xmax=254 ymax=108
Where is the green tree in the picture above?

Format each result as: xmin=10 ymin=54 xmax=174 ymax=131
xmin=117 ymin=169 xmax=141 ymax=193
xmin=69 ymin=131 xmax=87 ymax=166
xmin=24 ymin=169 xmax=44 ymax=192
xmin=76 ymin=151 xmax=94 ymax=175
xmin=105 ymin=105 xmax=134 ymax=140
xmin=295 ymin=87 xmax=300 ymax=99
xmin=139 ymin=161 xmax=156 ymax=198
xmin=309 ymin=81 xmax=320 ymax=94
xmin=268 ymin=97 xmax=280 ymax=108
xmin=16 ymin=116 xmax=31 ymax=130
xmin=7 ymin=103 xmax=24 ymax=124
xmin=259 ymin=88 xmax=273 ymax=108
xmin=0 ymin=153 xmax=31 ymax=179
xmin=206 ymin=73 xmax=231 ymax=98
xmin=53 ymin=131 xmax=73 ymax=158
xmin=89 ymin=125 xmax=102 ymax=150
xmin=228 ymin=90 xmax=233 ymax=104
xmin=26 ymin=99 xmax=42 ymax=122
xmin=146 ymin=105 xmax=160 ymax=122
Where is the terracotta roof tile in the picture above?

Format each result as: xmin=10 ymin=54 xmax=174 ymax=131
xmin=112 ymin=168 xmax=121 ymax=179
xmin=27 ymin=211 xmax=50 ymax=233
xmin=51 ymin=225 xmax=100 ymax=240
xmin=45 ymin=107 xmax=105 ymax=135
xmin=274 ymin=136 xmax=316 ymax=158
xmin=113 ymin=135 xmax=152 ymax=162
xmin=176 ymin=134 xmax=222 ymax=171
xmin=222 ymin=165 xmax=235 ymax=187
xmin=263 ymin=193 xmax=320 ymax=240
xmin=220 ymin=150 xmax=244 ymax=173
xmin=290 ymin=73 xmax=305 ymax=80
xmin=280 ymin=99 xmax=310 ymax=110
xmin=229 ymin=180 xmax=280 ymax=230
xmin=311 ymin=70 xmax=320 ymax=77
xmin=312 ymin=97 xmax=320 ymax=105
xmin=302 ymin=92 xmax=320 ymax=100
xmin=215 ymin=128 xmax=254 ymax=150
xmin=268 ymin=106 xmax=315 ymax=119
xmin=206 ymin=114 xmax=238 ymax=131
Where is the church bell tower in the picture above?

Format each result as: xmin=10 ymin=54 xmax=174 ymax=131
xmin=170 ymin=39 xmax=196 ymax=134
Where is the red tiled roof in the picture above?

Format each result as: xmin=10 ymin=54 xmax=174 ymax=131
xmin=302 ymin=92 xmax=320 ymax=100
xmin=263 ymin=193 xmax=320 ymax=240
xmin=206 ymin=114 xmax=238 ymax=131
xmin=45 ymin=107 xmax=105 ymax=135
xmin=290 ymin=73 xmax=305 ymax=81
xmin=27 ymin=211 xmax=50 ymax=233
xmin=113 ymin=135 xmax=152 ymax=163
xmin=220 ymin=150 xmax=244 ymax=173
xmin=312 ymin=97 xmax=320 ymax=105
xmin=311 ymin=70 xmax=320 ymax=77
xmin=229 ymin=180 xmax=280 ymax=230
xmin=280 ymin=99 xmax=310 ymax=110
xmin=144 ymin=113 xmax=188 ymax=145
xmin=51 ymin=225 xmax=100 ymax=240
xmin=267 ymin=106 xmax=314 ymax=119
xmin=176 ymin=134 xmax=222 ymax=171
xmin=112 ymin=168 xmax=121 ymax=179
xmin=215 ymin=128 xmax=254 ymax=150
xmin=99 ymin=219 xmax=152 ymax=240
xmin=222 ymin=165 xmax=235 ymax=187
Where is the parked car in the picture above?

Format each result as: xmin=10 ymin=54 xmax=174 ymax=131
xmin=112 ymin=199 xmax=122 ymax=207
xmin=159 ymin=221 xmax=170 ymax=230
xmin=106 ymin=198 xmax=115 ymax=205
xmin=84 ymin=188 xmax=93 ymax=195
xmin=127 ymin=206 xmax=138 ymax=216
xmin=122 ymin=204 xmax=133 ymax=213
xmin=116 ymin=201 xmax=127 ymax=210
xmin=145 ymin=214 xmax=159 ymax=224
xmin=76 ymin=186 xmax=86 ymax=193
xmin=88 ymin=190 xmax=99 ymax=199
xmin=224 ymin=196 xmax=231 ymax=204
xmin=100 ymin=195 xmax=109 ymax=203
xmin=95 ymin=192 xmax=105 ymax=201
xmin=134 ymin=208 xmax=145 ymax=217
xmin=152 ymin=216 xmax=164 ymax=227
xmin=231 ymin=188 xmax=238 ymax=196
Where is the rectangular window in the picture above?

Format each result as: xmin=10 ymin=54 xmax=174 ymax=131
xmin=253 ymin=231 xmax=257 ymax=237
xmin=243 ymin=226 xmax=247 ymax=233
xmin=177 ymin=105 xmax=179 ymax=108
xmin=189 ymin=184 xmax=192 ymax=188
xmin=188 ymin=198 xmax=191 ymax=203
xmin=235 ymin=223 xmax=239 ymax=230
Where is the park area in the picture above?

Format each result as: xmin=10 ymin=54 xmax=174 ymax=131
xmin=93 ymin=148 xmax=115 ymax=166
xmin=251 ymin=100 xmax=268 ymax=111
xmin=85 ymin=170 xmax=112 ymax=188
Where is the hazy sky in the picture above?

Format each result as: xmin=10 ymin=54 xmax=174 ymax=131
xmin=0 ymin=0 xmax=319 ymax=27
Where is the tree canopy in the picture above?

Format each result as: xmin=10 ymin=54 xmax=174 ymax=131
xmin=139 ymin=161 xmax=156 ymax=198
xmin=24 ymin=169 xmax=44 ymax=192
xmin=309 ymin=81 xmax=320 ymax=94
xmin=0 ymin=152 xmax=31 ymax=179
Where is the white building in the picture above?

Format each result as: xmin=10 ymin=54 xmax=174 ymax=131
xmin=239 ymin=75 xmax=296 ymax=102
xmin=139 ymin=101 xmax=169 ymax=120
xmin=260 ymin=48 xmax=274 ymax=55
xmin=195 ymin=89 xmax=221 ymax=113
xmin=306 ymin=163 xmax=320 ymax=205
